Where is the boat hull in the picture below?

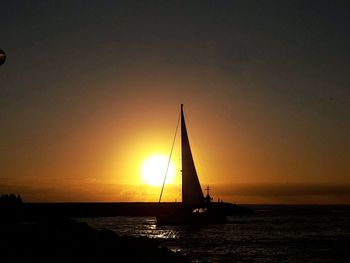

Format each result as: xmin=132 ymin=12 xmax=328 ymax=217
xmin=156 ymin=206 xmax=226 ymax=225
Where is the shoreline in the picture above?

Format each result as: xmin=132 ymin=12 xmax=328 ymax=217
xmin=0 ymin=213 xmax=188 ymax=262
xmin=19 ymin=202 xmax=253 ymax=217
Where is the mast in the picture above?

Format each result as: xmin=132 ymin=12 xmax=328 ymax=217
xmin=181 ymin=104 xmax=204 ymax=204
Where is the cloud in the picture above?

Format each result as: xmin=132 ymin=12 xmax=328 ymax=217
xmin=0 ymin=177 xmax=181 ymax=202
xmin=212 ymin=183 xmax=350 ymax=204
xmin=1 ymin=177 xmax=350 ymax=203
xmin=216 ymin=183 xmax=350 ymax=197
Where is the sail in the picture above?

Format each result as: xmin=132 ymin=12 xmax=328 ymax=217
xmin=181 ymin=105 xmax=204 ymax=204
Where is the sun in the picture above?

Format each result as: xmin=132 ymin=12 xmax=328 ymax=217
xmin=141 ymin=155 xmax=176 ymax=186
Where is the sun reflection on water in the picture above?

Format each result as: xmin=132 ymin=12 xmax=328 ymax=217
xmin=78 ymin=216 xmax=180 ymax=240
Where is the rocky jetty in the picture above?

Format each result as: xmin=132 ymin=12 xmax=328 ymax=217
xmin=0 ymin=213 xmax=187 ymax=263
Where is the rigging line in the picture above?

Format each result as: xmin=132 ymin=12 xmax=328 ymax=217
xmin=158 ymin=112 xmax=181 ymax=203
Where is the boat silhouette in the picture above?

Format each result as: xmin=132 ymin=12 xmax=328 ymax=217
xmin=156 ymin=105 xmax=227 ymax=225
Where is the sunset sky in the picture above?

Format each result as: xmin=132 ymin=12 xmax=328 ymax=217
xmin=1 ymin=1 xmax=349 ymax=204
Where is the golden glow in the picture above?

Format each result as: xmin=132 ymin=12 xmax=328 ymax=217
xmin=141 ymin=155 xmax=175 ymax=186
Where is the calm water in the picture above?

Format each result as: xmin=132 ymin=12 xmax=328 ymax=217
xmin=77 ymin=205 xmax=350 ymax=262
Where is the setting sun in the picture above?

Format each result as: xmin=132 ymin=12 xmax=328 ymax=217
xmin=141 ymin=155 xmax=176 ymax=186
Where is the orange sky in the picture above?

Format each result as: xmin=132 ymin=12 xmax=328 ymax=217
xmin=1 ymin=2 xmax=349 ymax=204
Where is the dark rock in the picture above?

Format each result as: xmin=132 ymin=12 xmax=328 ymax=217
xmin=0 ymin=216 xmax=188 ymax=263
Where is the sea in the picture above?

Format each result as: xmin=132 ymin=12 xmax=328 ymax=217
xmin=77 ymin=205 xmax=350 ymax=263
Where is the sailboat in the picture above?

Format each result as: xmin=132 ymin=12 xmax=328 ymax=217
xmin=156 ymin=104 xmax=227 ymax=225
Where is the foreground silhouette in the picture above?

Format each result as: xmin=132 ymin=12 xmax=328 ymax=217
xmin=0 ymin=195 xmax=188 ymax=263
